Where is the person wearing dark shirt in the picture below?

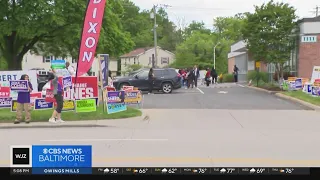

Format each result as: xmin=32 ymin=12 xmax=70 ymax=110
xmin=193 ymin=65 xmax=200 ymax=88
xmin=211 ymin=67 xmax=218 ymax=84
xmin=187 ymin=68 xmax=195 ymax=88
xmin=14 ymin=74 xmax=33 ymax=124
xmin=48 ymin=69 xmax=64 ymax=123
xmin=148 ymin=68 xmax=154 ymax=94
xmin=233 ymin=65 xmax=239 ymax=83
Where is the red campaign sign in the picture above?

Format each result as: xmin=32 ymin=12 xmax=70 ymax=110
xmin=0 ymin=86 xmax=10 ymax=97
xmin=76 ymin=0 xmax=107 ymax=76
xmin=45 ymin=90 xmax=55 ymax=103
xmin=30 ymin=92 xmax=42 ymax=106
xmin=59 ymin=76 xmax=98 ymax=100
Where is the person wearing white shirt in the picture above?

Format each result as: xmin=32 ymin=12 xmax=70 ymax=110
xmin=65 ymin=62 xmax=75 ymax=76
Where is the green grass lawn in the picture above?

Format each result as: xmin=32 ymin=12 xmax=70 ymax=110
xmin=0 ymin=105 xmax=142 ymax=123
xmin=282 ymin=90 xmax=320 ymax=106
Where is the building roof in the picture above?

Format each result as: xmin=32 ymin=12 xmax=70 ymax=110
xmin=120 ymin=46 xmax=175 ymax=58
xmin=120 ymin=47 xmax=153 ymax=58
xmin=298 ymin=16 xmax=320 ymax=23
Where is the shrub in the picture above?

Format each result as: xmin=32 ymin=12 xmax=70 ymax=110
xmin=222 ymin=74 xmax=234 ymax=83
xmin=247 ymin=70 xmax=268 ymax=83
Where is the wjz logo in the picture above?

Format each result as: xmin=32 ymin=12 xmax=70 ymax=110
xmin=12 ymin=148 xmax=30 ymax=165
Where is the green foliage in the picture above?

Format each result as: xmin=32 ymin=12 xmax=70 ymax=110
xmin=222 ymin=74 xmax=234 ymax=82
xmin=247 ymin=70 xmax=269 ymax=82
xmin=241 ymin=0 xmax=297 ymax=78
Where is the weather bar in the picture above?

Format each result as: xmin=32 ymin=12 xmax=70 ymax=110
xmin=9 ymin=167 xmax=317 ymax=175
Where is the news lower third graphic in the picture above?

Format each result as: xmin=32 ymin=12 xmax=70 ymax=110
xmin=10 ymin=145 xmax=92 ymax=174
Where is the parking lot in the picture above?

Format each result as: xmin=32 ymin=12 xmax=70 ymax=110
xmin=140 ymin=83 xmax=309 ymax=110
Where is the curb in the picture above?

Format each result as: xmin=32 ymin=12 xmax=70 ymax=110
xmin=0 ymin=110 xmax=147 ymax=129
xmin=275 ymin=93 xmax=320 ymax=111
xmin=246 ymin=85 xmax=281 ymax=94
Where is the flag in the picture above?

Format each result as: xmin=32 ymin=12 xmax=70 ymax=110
xmin=76 ymin=0 xmax=107 ymax=77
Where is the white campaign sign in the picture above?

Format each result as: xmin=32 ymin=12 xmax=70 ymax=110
xmin=0 ymin=70 xmax=38 ymax=99
xmin=310 ymin=66 xmax=320 ymax=84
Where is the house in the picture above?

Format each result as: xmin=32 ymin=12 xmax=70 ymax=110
xmin=119 ymin=46 xmax=175 ymax=73
xmin=21 ymin=51 xmax=118 ymax=77
xmin=228 ymin=16 xmax=320 ymax=82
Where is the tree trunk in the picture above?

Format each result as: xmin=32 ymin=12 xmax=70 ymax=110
xmin=6 ymin=55 xmax=23 ymax=70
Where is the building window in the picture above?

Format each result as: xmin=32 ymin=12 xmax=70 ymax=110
xmin=43 ymin=56 xmax=54 ymax=63
xmin=134 ymin=58 xmax=136 ymax=64
xmin=161 ymin=57 xmax=169 ymax=64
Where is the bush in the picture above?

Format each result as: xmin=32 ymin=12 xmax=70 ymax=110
xmin=222 ymin=74 xmax=234 ymax=83
xmin=247 ymin=70 xmax=268 ymax=83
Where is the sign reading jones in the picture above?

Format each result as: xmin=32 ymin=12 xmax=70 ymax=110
xmin=59 ymin=77 xmax=98 ymax=100
xmin=32 ymin=145 xmax=92 ymax=168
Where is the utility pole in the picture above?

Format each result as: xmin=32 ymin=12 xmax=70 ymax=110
xmin=150 ymin=4 xmax=171 ymax=68
xmin=150 ymin=5 xmax=158 ymax=68
xmin=316 ymin=6 xmax=319 ymax=16
xmin=213 ymin=42 xmax=220 ymax=70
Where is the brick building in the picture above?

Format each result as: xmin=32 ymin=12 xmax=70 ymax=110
xmin=228 ymin=16 xmax=320 ymax=81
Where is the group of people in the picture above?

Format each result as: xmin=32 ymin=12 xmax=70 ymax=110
xmin=178 ymin=65 xmax=219 ymax=88
xmin=14 ymin=62 xmax=75 ymax=124
xmin=178 ymin=65 xmax=201 ymax=89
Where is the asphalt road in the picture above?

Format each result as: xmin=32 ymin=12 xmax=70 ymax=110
xmin=1 ymin=83 xmax=319 ymax=168
xmin=142 ymin=83 xmax=309 ymax=110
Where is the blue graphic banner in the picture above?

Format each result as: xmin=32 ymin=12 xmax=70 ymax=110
xmin=107 ymin=102 xmax=127 ymax=114
xmin=107 ymin=91 xmax=125 ymax=104
xmin=34 ymin=99 xmax=54 ymax=110
xmin=99 ymin=54 xmax=109 ymax=87
xmin=32 ymin=145 xmax=92 ymax=168
xmin=9 ymin=80 xmax=29 ymax=92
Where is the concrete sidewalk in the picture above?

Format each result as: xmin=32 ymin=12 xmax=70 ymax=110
xmin=0 ymin=112 xmax=147 ymax=129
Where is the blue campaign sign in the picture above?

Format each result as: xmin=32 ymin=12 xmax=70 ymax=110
xmin=34 ymin=99 xmax=54 ymax=110
xmin=107 ymin=102 xmax=127 ymax=114
xmin=295 ymin=78 xmax=302 ymax=89
xmin=51 ymin=59 xmax=66 ymax=69
xmin=32 ymin=145 xmax=92 ymax=167
xmin=62 ymin=76 xmax=72 ymax=89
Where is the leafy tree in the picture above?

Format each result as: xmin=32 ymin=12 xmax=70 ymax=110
xmin=241 ymin=0 xmax=297 ymax=80
xmin=213 ymin=16 xmax=246 ymax=41
xmin=35 ymin=0 xmax=134 ymax=60
xmin=184 ymin=21 xmax=211 ymax=39
xmin=0 ymin=0 xmax=134 ymax=70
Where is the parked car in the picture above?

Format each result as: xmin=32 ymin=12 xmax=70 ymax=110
xmin=30 ymin=68 xmax=50 ymax=91
xmin=112 ymin=68 xmax=181 ymax=93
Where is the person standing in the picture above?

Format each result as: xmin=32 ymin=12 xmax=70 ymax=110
xmin=205 ymin=68 xmax=211 ymax=87
xmin=187 ymin=67 xmax=195 ymax=88
xmin=148 ymin=68 xmax=154 ymax=94
xmin=193 ymin=65 xmax=200 ymax=88
xmin=211 ymin=67 xmax=218 ymax=84
xmin=233 ymin=65 xmax=239 ymax=83
xmin=14 ymin=74 xmax=33 ymax=124
xmin=48 ymin=69 xmax=64 ymax=123
xmin=65 ymin=61 xmax=75 ymax=76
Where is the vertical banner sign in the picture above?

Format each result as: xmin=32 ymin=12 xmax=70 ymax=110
xmin=100 ymin=54 xmax=109 ymax=87
xmin=76 ymin=0 xmax=107 ymax=77
xmin=32 ymin=145 xmax=92 ymax=174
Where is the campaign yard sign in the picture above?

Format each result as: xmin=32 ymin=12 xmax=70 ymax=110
xmin=34 ymin=99 xmax=54 ymax=110
xmin=9 ymin=80 xmax=29 ymax=92
xmin=30 ymin=92 xmax=42 ymax=107
xmin=106 ymin=91 xmax=125 ymax=104
xmin=62 ymin=76 xmax=72 ymax=89
xmin=59 ymin=76 xmax=98 ymax=100
xmin=122 ymin=86 xmax=134 ymax=91
xmin=107 ymin=103 xmax=127 ymax=114
xmin=0 ymin=70 xmax=38 ymax=99
xmin=0 ymin=97 xmax=12 ymax=108
xmin=0 ymin=86 xmax=10 ymax=97
xmin=75 ymin=98 xmax=97 ymax=112
xmin=51 ymin=59 xmax=66 ymax=69
xmin=11 ymin=100 xmax=18 ymax=112
xmin=54 ymin=100 xmax=75 ymax=111
xmin=124 ymin=90 xmax=142 ymax=104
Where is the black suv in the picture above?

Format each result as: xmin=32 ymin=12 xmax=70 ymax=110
xmin=113 ymin=68 xmax=181 ymax=93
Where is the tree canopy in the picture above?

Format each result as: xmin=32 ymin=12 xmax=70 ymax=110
xmin=241 ymin=0 xmax=297 ymax=77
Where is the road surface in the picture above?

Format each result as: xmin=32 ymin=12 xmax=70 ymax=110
xmin=1 ymin=84 xmax=319 ymax=167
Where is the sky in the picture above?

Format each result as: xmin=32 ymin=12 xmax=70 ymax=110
xmin=130 ymin=0 xmax=319 ymax=29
